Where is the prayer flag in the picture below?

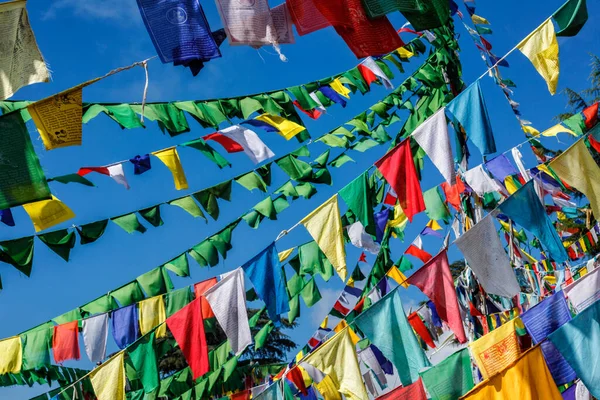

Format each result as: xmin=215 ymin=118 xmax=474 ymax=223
xmin=128 ymin=331 xmax=159 ymax=393
xmin=423 ymin=187 xmax=451 ymax=222
xmin=82 ymin=314 xmax=109 ymax=363
xmin=130 ymin=154 xmax=152 ymax=175
xmin=214 ymin=0 xmax=279 ymax=46
xmin=53 ymin=321 xmax=80 ymax=363
xmin=347 ymin=221 xmax=381 ymax=254
xmin=420 ymin=348 xmax=474 ymax=400
xmin=517 ymin=20 xmax=560 ymax=95
xmin=286 ymin=0 xmax=330 ymax=36
xmin=552 ymin=0 xmax=588 ymax=37
xmin=138 ymin=296 xmax=167 ymax=338
xmin=455 ymin=214 xmax=521 ymax=298
xmin=111 ymin=304 xmax=139 ymax=349
xmin=90 ymin=352 xmax=126 ymax=400
xmin=204 ymin=268 xmax=252 ymax=355
xmin=485 ymin=154 xmax=518 ymax=182
xmin=152 ymin=148 xmax=188 ymax=190
xmin=387 ymin=265 xmax=409 ymax=288
xmin=355 ymin=289 xmax=430 ymax=386
xmin=166 ymin=298 xmax=209 ymax=379
xmin=218 ymin=125 xmax=275 ymax=164
xmin=539 ymin=123 xmax=576 ymax=137
xmin=0 ymin=336 xmax=22 ymax=374
xmin=463 ymin=165 xmax=503 ymax=196
xmin=441 ymin=176 xmax=465 ymax=211
xmin=411 ymin=108 xmax=455 ymax=184
xmin=460 ymin=347 xmax=562 ymax=400
xmin=564 ymin=266 xmax=600 ymax=312
xmin=360 ymin=57 xmax=393 ymax=89
xmin=405 ymin=236 xmax=433 ymax=263
xmin=194 ymin=277 xmax=217 ymax=318
xmin=300 ymin=195 xmax=347 ymax=281
xmin=407 ymin=250 xmax=467 ymax=343
xmin=408 ymin=312 xmax=435 ymax=348
xmin=319 ymin=85 xmax=347 ymax=107
xmin=78 ymin=165 xmax=130 ymax=189
xmin=21 ymin=324 xmax=52 ymax=370
xmin=255 ymin=114 xmax=305 ymax=140
xmin=203 ymin=132 xmax=245 ymax=153
xmin=243 ymin=242 xmax=289 ymax=325
xmin=377 ymin=379 xmax=427 ymax=399
xmin=375 ymin=140 xmax=425 ymax=222
xmin=339 ymin=171 xmax=376 ymax=236
xmin=469 ymin=318 xmax=522 ymax=379
xmin=330 ymin=78 xmax=351 ymax=98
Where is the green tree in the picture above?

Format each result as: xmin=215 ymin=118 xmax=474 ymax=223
xmin=555 ymin=54 xmax=600 ymax=121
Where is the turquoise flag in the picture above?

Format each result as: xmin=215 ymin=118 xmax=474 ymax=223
xmin=355 ymin=288 xmax=430 ymax=386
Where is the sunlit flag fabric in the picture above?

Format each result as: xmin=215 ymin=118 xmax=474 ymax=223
xmin=455 ymin=214 xmax=521 ymax=298
xmin=446 ymin=81 xmax=496 ymax=155
xmin=254 ymin=113 xmax=306 ymax=140
xmin=128 ymin=331 xmax=159 ymax=393
xmin=242 ymin=242 xmax=289 ymax=325
xmin=82 ymin=313 xmax=109 ymax=363
xmin=339 ymin=171 xmax=376 ymax=236
xmin=303 ymin=328 xmax=368 ymax=400
xmin=166 ymin=298 xmax=209 ymax=379
xmin=203 ymin=132 xmax=245 ymax=153
xmin=300 ymin=195 xmax=347 ymax=281
xmin=346 ymin=221 xmax=380 ymax=254
xmin=499 ymin=180 xmax=568 ymax=262
xmin=460 ymin=346 xmax=562 ymax=400
xmin=485 ymin=154 xmax=519 ymax=183
xmin=286 ymin=0 xmax=330 ymax=35
xmin=407 ymin=250 xmax=467 ymax=343
xmin=564 ymin=266 xmax=600 ymax=312
xmin=469 ymin=318 xmax=522 ymax=379
xmin=90 ymin=352 xmax=126 ymax=400
xmin=360 ymin=57 xmax=393 ymax=89
xmin=0 ymin=336 xmax=21 ymax=374
xmin=53 ymin=321 xmax=80 ymax=363
xmin=377 ymin=379 xmax=427 ymax=400
xmin=405 ymin=236 xmax=432 ymax=263
xmin=130 ymin=154 xmax=151 ymax=175
xmin=194 ymin=277 xmax=217 ymax=318
xmin=217 ymin=125 xmax=275 ymax=164
xmin=78 ymin=164 xmax=130 ymax=189
xmin=517 ymin=20 xmax=560 ymax=95
xmin=419 ymin=348 xmax=474 ymax=400
xmin=407 ymin=312 xmax=435 ymax=348
xmin=151 ymin=148 xmax=188 ymax=190
xmin=111 ymin=304 xmax=139 ymax=349
xmin=552 ymin=0 xmax=588 ymax=37
xmin=355 ymin=289 xmax=430 ymax=386
xmin=411 ymin=108 xmax=455 ymax=184
xmin=204 ymin=268 xmax=252 ymax=355
xmin=375 ymin=139 xmax=425 ymax=222
xmin=138 ymin=296 xmax=167 ymax=338
xmin=463 ymin=165 xmax=503 ymax=196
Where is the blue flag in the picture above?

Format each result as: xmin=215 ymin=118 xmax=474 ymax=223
xmin=498 ymin=180 xmax=568 ymax=262
xmin=243 ymin=242 xmax=290 ymax=326
xmin=130 ymin=154 xmax=152 ymax=175
xmin=111 ymin=304 xmax=139 ymax=349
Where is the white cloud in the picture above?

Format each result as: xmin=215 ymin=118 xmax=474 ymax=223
xmin=42 ymin=0 xmax=140 ymax=25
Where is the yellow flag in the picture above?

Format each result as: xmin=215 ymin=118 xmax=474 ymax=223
xmin=579 ymin=237 xmax=587 ymax=252
xmin=28 ymin=87 xmax=83 ymax=150
xmin=90 ymin=352 xmax=126 ymax=400
xmin=397 ymin=47 xmax=414 ymax=59
xmin=387 ymin=265 xmax=409 ymax=288
xmin=295 ymin=351 xmax=303 ymax=362
xmin=521 ymin=125 xmax=540 ymax=136
xmin=152 ymin=148 xmax=188 ymax=190
xmin=304 ymin=328 xmax=368 ymax=400
xmin=255 ymin=113 xmax=305 ymax=140
xmin=469 ymin=318 xmax=522 ymax=379
xmin=471 ymin=14 xmax=490 ymax=25
xmin=540 ymin=123 xmax=575 ymax=137
xmin=426 ymin=219 xmax=442 ymax=231
xmin=347 ymin=277 xmax=355 ymax=287
xmin=329 ymin=78 xmax=351 ymax=99
xmin=23 ymin=195 xmax=75 ymax=232
xmin=0 ymin=337 xmax=22 ymax=374
xmin=517 ymin=20 xmax=560 ymax=94
xmin=460 ymin=347 xmax=562 ymax=400
xmin=301 ymin=195 xmax=347 ymax=281
xmin=504 ymin=176 xmax=519 ymax=194
xmin=298 ymin=365 xmax=313 ymax=387
xmin=278 ymin=247 xmax=295 ymax=262
xmin=387 ymin=204 xmax=408 ymax=230
xmin=320 ymin=316 xmax=329 ymax=329
xmin=333 ymin=321 xmax=360 ymax=345
xmin=550 ymin=139 xmax=600 ymax=219
xmin=138 ymin=296 xmax=167 ymax=338
xmin=580 ymin=267 xmax=588 ymax=276
xmin=316 ymin=375 xmax=343 ymax=400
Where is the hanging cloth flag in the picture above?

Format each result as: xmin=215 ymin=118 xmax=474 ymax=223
xmin=550 ymin=139 xmax=600 ymax=220
xmin=194 ymin=277 xmax=217 ymax=318
xmin=78 ymin=164 xmax=130 ymax=189
xmin=339 ymin=171 xmax=376 ymax=236
xmin=28 ymin=86 xmax=83 ymax=150
xmin=387 ymin=265 xmax=409 ymax=288
xmin=82 ymin=314 xmax=109 ymax=363
xmin=407 ymin=312 xmax=436 ymax=348
xmin=583 ymin=102 xmax=598 ymax=128
xmin=90 ymin=352 xmax=126 ymax=400
xmin=411 ymin=108 xmax=455 ymax=184
xmin=469 ymin=318 xmax=523 ymax=379
xmin=202 ymin=132 xmax=245 ymax=153
xmin=552 ymin=0 xmax=588 ymax=37
xmin=217 ymin=125 xmax=275 ymax=164
xmin=130 ymin=154 xmax=152 ymax=175
xmin=346 ymin=221 xmax=380 ymax=254
xmin=303 ymin=328 xmax=368 ymax=400
xmin=243 ymin=242 xmax=290 ymax=325
xmin=254 ymin=114 xmax=305 ymax=140
xmin=0 ymin=336 xmax=21 ymax=374
xmin=359 ymin=57 xmax=393 ymax=89
xmin=461 ymin=346 xmax=562 ymax=400
xmin=375 ymin=139 xmax=425 ymax=222
xmin=539 ymin=123 xmax=576 ymax=137
xmin=374 ymin=208 xmax=391 ymax=243
xmin=405 ymin=236 xmax=432 ymax=263
xmin=293 ymin=100 xmax=322 ymax=120
xmin=21 ymin=324 xmax=51 ymax=370
xmin=204 ymin=268 xmax=252 ymax=355
xmin=463 ymin=165 xmax=504 ymax=196
xmin=300 ymin=195 xmax=347 ymax=281
xmin=520 ymin=292 xmax=577 ymax=385
xmin=419 ymin=348 xmax=474 ymax=400
xmin=135 ymin=0 xmax=223 ymax=74
xmin=330 ymin=78 xmax=351 ymax=98
xmin=319 ymin=85 xmax=347 ymax=107
xmin=139 ymin=296 xmax=167 ymax=338
xmin=455 ymin=214 xmax=521 ymax=298
xmin=407 ymin=250 xmax=467 ymax=343
xmin=23 ymin=195 xmax=75 ymax=233
xmin=128 ymin=332 xmax=159 ymax=394
xmin=166 ymin=298 xmax=209 ymax=379
xmin=0 ymin=0 xmax=49 ymax=100
xmin=441 ymin=176 xmax=466 ymax=212
xmin=111 ymin=304 xmax=139 ymax=349
xmin=377 ymin=379 xmax=428 ymax=400
xmin=563 ymin=266 xmax=600 ymax=312
xmin=53 ymin=321 xmax=80 ymax=363
xmin=356 ymin=289 xmax=430 ymax=386
xmin=286 ymin=0 xmax=330 ymax=36
xmin=517 ymin=20 xmax=560 ymax=95
xmin=446 ymin=81 xmax=496 ymax=155
xmin=485 ymin=154 xmax=519 ymax=183
xmin=152 ymin=148 xmax=188 ymax=190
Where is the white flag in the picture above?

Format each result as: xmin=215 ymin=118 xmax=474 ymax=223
xmin=412 ymin=108 xmax=455 ymax=184
xmin=107 ymin=164 xmax=130 ymax=190
xmin=82 ymin=314 xmax=108 ymax=363
xmin=218 ymin=125 xmax=275 ymax=164
xmin=346 ymin=221 xmax=380 ymax=254
xmin=361 ymin=57 xmax=394 ymax=89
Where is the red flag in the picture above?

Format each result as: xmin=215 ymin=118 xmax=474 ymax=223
xmin=286 ymin=0 xmax=331 ymax=36
xmin=589 ymin=135 xmax=600 ymax=154
xmin=358 ymin=252 xmax=367 ymax=263
xmin=583 ymin=103 xmax=599 ymax=129
xmin=375 ymin=140 xmax=425 ymax=221
xmin=405 ymin=237 xmax=432 ymax=263
xmin=407 ymin=312 xmax=436 ymax=348
xmin=287 ymin=366 xmax=308 ymax=395
xmin=407 ymin=250 xmax=467 ymax=343
xmin=357 ymin=64 xmax=378 ymax=86
xmin=333 ymin=301 xmax=350 ymax=315
xmin=194 ymin=278 xmax=217 ymax=319
xmin=480 ymin=37 xmax=493 ymax=51
xmin=203 ymin=132 xmax=244 ymax=153
xmin=353 ymin=297 xmax=365 ymax=313
xmin=469 ymin=301 xmax=484 ymax=317
xmin=166 ymin=298 xmax=209 ymax=379
xmin=397 ymin=27 xmax=423 ymax=36
xmin=230 ymin=390 xmax=250 ymax=400
xmin=441 ymin=176 xmax=466 ymax=211
xmin=376 ymin=379 xmax=427 ymax=399
xmin=78 ymin=166 xmax=109 ymax=176
xmin=293 ymin=100 xmax=323 ymax=120
xmin=384 ymin=192 xmax=397 ymax=205
xmin=53 ymin=321 xmax=80 ymax=363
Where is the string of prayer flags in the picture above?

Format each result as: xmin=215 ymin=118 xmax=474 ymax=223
xmin=552 ymin=0 xmax=588 ymax=37
xmin=53 ymin=321 xmax=80 ymax=363
xmin=420 ymin=349 xmax=474 ymax=400
xmin=82 ymin=314 xmax=109 ymax=363
xmin=243 ymin=243 xmax=289 ymax=325
xmin=300 ymin=195 xmax=347 ymax=281
xmin=375 ymin=140 xmax=425 ymax=222
xmin=517 ymin=20 xmax=560 ymax=95
xmin=469 ymin=318 xmax=522 ymax=379
xmin=405 ymin=236 xmax=432 ymax=263
xmin=355 ymin=289 xmax=430 ymax=386
xmin=563 ymin=266 xmax=600 ymax=312
xmin=446 ymin=81 xmax=496 ymax=155
xmin=254 ymin=114 xmax=306 ymax=140
xmin=407 ymin=250 xmax=467 ymax=343
xmin=216 ymin=125 xmax=275 ymax=164
xmin=151 ymin=148 xmax=188 ymax=190
xmin=0 ymin=0 xmax=49 ymax=100
xmin=0 ymin=336 xmax=21 ymax=374
xmin=412 ymin=108 xmax=455 ymax=184
xmin=78 ymin=165 xmax=130 ymax=189
xmin=111 ymin=304 xmax=139 ymax=349
xmin=460 ymin=346 xmax=562 ymax=400
xmin=90 ymin=352 xmax=126 ymax=400
xmin=204 ymin=268 xmax=252 ymax=355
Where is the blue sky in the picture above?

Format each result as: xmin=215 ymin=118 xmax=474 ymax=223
xmin=2 ymin=0 xmax=600 ymax=398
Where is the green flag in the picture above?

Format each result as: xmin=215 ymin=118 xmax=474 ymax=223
xmin=553 ymin=0 xmax=588 ymax=37
xmin=339 ymin=171 xmax=376 ymax=235
xmin=419 ymin=348 xmax=474 ymax=400
xmin=129 ymin=332 xmax=159 ymax=393
xmin=423 ymin=187 xmax=451 ymax=223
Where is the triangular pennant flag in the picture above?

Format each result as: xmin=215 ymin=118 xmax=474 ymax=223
xmin=202 ymin=132 xmax=245 ymax=153
xmin=360 ymin=57 xmax=393 ymax=89
xmin=152 ymin=148 xmax=188 ymax=190
xmin=517 ymin=20 xmax=560 ymax=95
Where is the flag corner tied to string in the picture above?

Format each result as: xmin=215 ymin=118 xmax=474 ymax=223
xmin=242 ymin=242 xmax=290 ymax=325
xmin=517 ymin=19 xmax=560 ymax=95
xmin=552 ymin=0 xmax=588 ymax=37
xmin=300 ymin=195 xmax=347 ymax=281
xmin=90 ymin=351 xmax=126 ymax=400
